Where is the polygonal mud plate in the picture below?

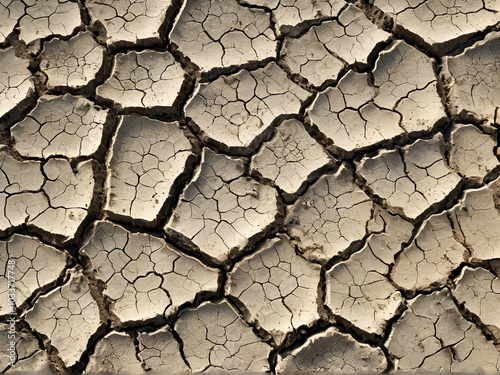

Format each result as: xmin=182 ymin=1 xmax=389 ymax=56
xmin=387 ymin=289 xmax=500 ymax=372
xmin=170 ymin=0 xmax=276 ymax=71
xmin=186 ymin=62 xmax=309 ymax=155
xmin=357 ymin=135 xmax=461 ymax=219
xmin=446 ymin=32 xmax=500 ymax=122
xmin=0 ymin=148 xmax=96 ymax=243
xmin=104 ymin=115 xmax=194 ymax=225
xmin=40 ymin=32 xmax=105 ymax=88
xmin=281 ymin=4 xmax=390 ymax=86
xmin=307 ymin=40 xmax=446 ymax=154
xmin=86 ymin=0 xmax=172 ymax=48
xmin=165 ymin=149 xmax=279 ymax=264
xmin=250 ymin=118 xmax=331 ymax=197
xmin=226 ymin=235 xmax=321 ymax=345
xmin=97 ymin=50 xmax=185 ymax=111
xmin=0 ymin=234 xmax=67 ymax=315
xmin=0 ymin=48 xmax=34 ymax=119
xmin=18 ymin=0 xmax=81 ymax=51
xmin=286 ymin=163 xmax=373 ymax=263
xmin=11 ymin=94 xmax=108 ymax=159
xmin=375 ymin=0 xmax=500 ymax=51
xmin=174 ymin=300 xmax=271 ymax=373
xmin=277 ymin=326 xmax=387 ymax=373
xmin=25 ymin=268 xmax=101 ymax=368
xmin=81 ymin=221 xmax=220 ymax=325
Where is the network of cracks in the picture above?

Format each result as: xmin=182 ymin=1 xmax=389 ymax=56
xmin=1 ymin=0 xmax=500 ymax=374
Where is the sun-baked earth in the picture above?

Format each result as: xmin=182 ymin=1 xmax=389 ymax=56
xmin=1 ymin=0 xmax=500 ymax=374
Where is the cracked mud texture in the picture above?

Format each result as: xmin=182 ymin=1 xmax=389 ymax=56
xmin=306 ymin=40 xmax=446 ymax=154
xmin=0 ymin=149 xmax=95 ymax=242
xmin=137 ymin=326 xmax=190 ymax=373
xmin=276 ymin=326 xmax=387 ymax=373
xmin=81 ymin=220 xmax=219 ymax=324
xmin=97 ymin=49 xmax=185 ymax=110
xmin=0 ymin=234 xmax=67 ymax=315
xmin=105 ymin=115 xmax=193 ymax=224
xmin=250 ymin=118 xmax=331 ymax=196
xmin=448 ymin=124 xmax=499 ymax=179
xmin=226 ymin=235 xmax=321 ymax=345
xmin=0 ymin=323 xmax=51 ymax=373
xmin=170 ymin=0 xmax=276 ymax=71
xmin=452 ymin=266 xmax=500 ymax=342
xmin=175 ymin=300 xmax=271 ymax=373
xmin=387 ymin=290 xmax=500 ymax=372
xmin=375 ymin=0 xmax=500 ymax=50
xmin=18 ymin=0 xmax=82 ymax=51
xmin=166 ymin=149 xmax=279 ymax=264
xmin=11 ymin=94 xmax=108 ymax=158
xmin=86 ymin=0 xmax=172 ymax=48
xmin=40 ymin=31 xmax=105 ymax=89
xmin=391 ymin=211 xmax=466 ymax=291
xmin=286 ymin=163 xmax=373 ymax=263
xmin=241 ymin=0 xmax=346 ymax=32
xmin=2 ymin=0 xmax=500 ymax=374
xmin=446 ymin=32 xmax=500 ymax=122
xmin=0 ymin=48 xmax=34 ymax=119
xmin=25 ymin=267 xmax=101 ymax=368
xmin=186 ymin=62 xmax=309 ymax=154
xmin=85 ymin=331 xmax=144 ymax=373
xmin=358 ymin=135 xmax=461 ymax=219
xmin=281 ymin=4 xmax=390 ymax=86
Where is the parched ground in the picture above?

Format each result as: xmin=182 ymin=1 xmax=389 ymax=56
xmin=1 ymin=0 xmax=500 ymax=374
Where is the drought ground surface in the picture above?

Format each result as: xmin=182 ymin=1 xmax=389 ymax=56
xmin=0 ymin=0 xmax=500 ymax=374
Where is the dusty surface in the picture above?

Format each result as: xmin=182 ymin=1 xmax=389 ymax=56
xmin=11 ymin=94 xmax=108 ymax=158
xmin=1 ymin=1 xmax=500 ymax=374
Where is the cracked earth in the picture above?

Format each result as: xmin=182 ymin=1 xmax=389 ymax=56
xmin=1 ymin=0 xmax=500 ymax=374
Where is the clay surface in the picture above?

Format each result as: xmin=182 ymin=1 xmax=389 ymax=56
xmin=2 ymin=1 xmax=500 ymax=374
